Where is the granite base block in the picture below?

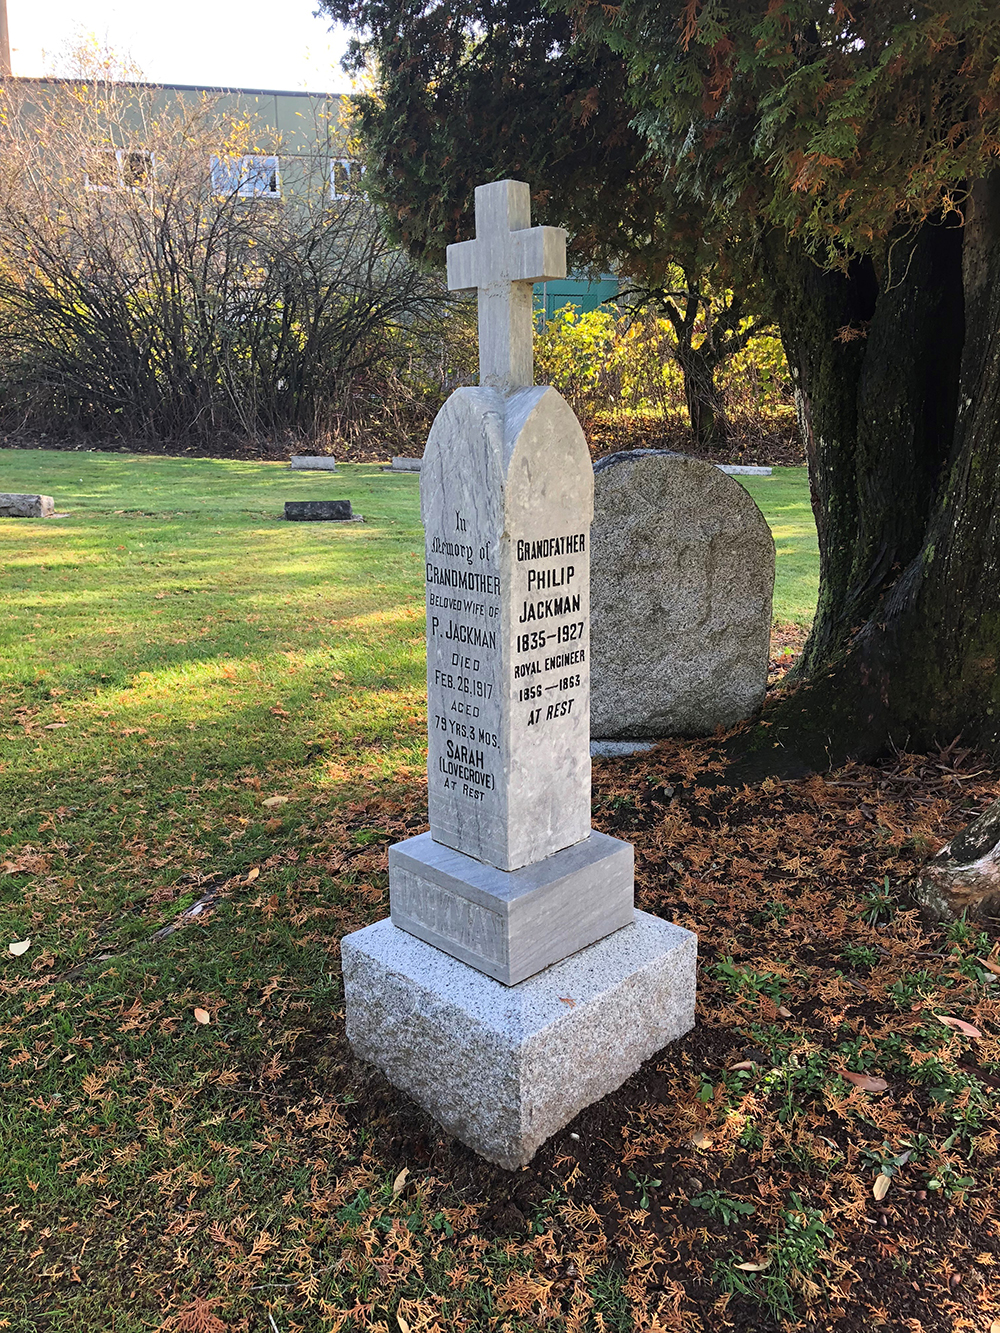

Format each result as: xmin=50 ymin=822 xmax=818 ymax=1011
xmin=389 ymin=830 xmax=633 ymax=985
xmin=342 ymin=911 xmax=697 ymax=1169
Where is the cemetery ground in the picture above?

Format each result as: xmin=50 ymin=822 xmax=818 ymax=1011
xmin=0 ymin=448 xmax=997 ymax=1333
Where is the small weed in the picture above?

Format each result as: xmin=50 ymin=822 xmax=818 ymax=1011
xmin=925 ymin=1160 xmax=976 ymax=1199
xmin=862 ymin=876 xmax=896 ymax=925
xmin=888 ymin=969 xmax=940 ymax=1007
xmin=429 ymin=1211 xmax=455 ymax=1237
xmin=944 ymin=914 xmax=990 ymax=950
xmin=627 ymin=1171 xmax=663 ymax=1210
xmin=690 ymin=1190 xmax=756 ymax=1225
xmin=751 ymin=900 xmax=791 ymax=927
xmin=841 ymin=942 xmax=880 ymax=970
xmin=696 ymin=1073 xmax=716 ymax=1103
xmin=715 ymin=1194 xmax=833 ymax=1321
xmin=759 ymin=1049 xmax=830 ymax=1123
xmin=712 ymin=956 xmax=785 ymax=1004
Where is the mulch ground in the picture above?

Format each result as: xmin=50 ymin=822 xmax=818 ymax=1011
xmin=298 ymin=730 xmax=998 ymax=1333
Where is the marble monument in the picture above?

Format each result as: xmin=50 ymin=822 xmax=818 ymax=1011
xmin=342 ymin=182 xmax=696 ymax=1167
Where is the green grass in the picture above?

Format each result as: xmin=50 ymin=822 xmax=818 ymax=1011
xmin=739 ymin=467 xmax=819 ymax=626
xmin=0 ymin=449 xmax=817 ymax=1329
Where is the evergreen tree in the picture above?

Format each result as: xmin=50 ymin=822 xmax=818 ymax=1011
xmin=325 ymin=0 xmax=1000 ymax=770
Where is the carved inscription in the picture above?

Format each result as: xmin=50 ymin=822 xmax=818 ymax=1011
xmin=427 ymin=508 xmax=503 ymax=808
xmin=513 ymin=531 xmax=587 ymax=729
xmin=392 ymin=869 xmax=507 ymax=965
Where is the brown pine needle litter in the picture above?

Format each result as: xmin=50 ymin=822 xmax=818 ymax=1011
xmin=2 ymin=735 xmax=998 ymax=1331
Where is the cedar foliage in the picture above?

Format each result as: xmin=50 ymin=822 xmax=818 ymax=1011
xmin=326 ymin=0 xmax=1000 ymax=765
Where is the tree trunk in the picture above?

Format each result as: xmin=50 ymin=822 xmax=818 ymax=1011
xmin=740 ymin=178 xmax=1000 ymax=771
xmin=915 ymin=797 xmax=1000 ymax=921
xmin=676 ymin=343 xmax=727 ymax=452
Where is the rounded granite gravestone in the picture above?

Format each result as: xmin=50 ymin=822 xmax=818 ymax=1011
xmin=590 ymin=450 xmax=775 ymax=739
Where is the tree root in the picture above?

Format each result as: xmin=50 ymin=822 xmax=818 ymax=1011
xmin=915 ymin=796 xmax=1000 ymax=920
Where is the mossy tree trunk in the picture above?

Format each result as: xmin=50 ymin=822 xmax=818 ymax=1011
xmin=751 ymin=175 xmax=1000 ymax=768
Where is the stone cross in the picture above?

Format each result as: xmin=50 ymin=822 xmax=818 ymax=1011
xmin=446 ymin=179 xmax=566 ymax=394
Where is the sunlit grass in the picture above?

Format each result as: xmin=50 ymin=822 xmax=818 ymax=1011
xmin=0 ymin=447 xmax=819 ymax=1329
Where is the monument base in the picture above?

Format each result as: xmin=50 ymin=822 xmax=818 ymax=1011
xmin=389 ymin=830 xmax=633 ymax=986
xmin=342 ymin=911 xmax=696 ymax=1169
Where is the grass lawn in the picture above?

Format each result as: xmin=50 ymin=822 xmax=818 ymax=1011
xmin=2 ymin=449 xmax=998 ymax=1333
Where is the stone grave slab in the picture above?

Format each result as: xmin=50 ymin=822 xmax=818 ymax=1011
xmin=389 ymin=829 xmax=633 ymax=985
xmin=391 ymin=457 xmax=422 ymax=472
xmin=343 ymin=911 xmax=696 ymax=1169
xmin=284 ymin=500 xmax=359 ymax=522
xmin=289 ymin=455 xmax=338 ymax=471
xmin=0 ymin=493 xmax=55 ymax=518
xmin=591 ymin=450 xmax=774 ymax=739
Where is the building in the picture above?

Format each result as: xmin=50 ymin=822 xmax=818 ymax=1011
xmin=1 ymin=71 xmax=613 ymax=313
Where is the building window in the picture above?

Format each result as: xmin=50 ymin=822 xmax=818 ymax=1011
xmin=330 ymin=158 xmax=365 ymax=200
xmin=211 ymin=155 xmax=281 ymax=199
xmin=85 ymin=149 xmax=154 ymax=192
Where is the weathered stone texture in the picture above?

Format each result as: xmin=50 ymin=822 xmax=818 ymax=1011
xmin=0 ymin=493 xmax=54 ymax=518
xmin=342 ymin=911 xmax=696 ymax=1168
xmin=389 ymin=829 xmax=633 ymax=985
xmin=591 ymin=450 xmax=774 ymax=738
xmin=421 ymin=384 xmax=593 ymax=872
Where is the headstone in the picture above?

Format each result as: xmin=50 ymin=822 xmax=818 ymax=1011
xmin=590 ymin=450 xmax=774 ymax=739
xmin=283 ymin=500 xmax=358 ymax=521
xmin=289 ymin=455 xmax=338 ymax=471
xmin=341 ymin=182 xmax=696 ymax=1168
xmin=0 ymin=493 xmax=55 ymax=518
xmin=391 ymin=457 xmax=422 ymax=472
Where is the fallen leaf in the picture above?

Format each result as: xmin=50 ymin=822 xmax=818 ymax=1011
xmin=558 ymin=996 xmax=576 ymax=1007
xmin=392 ymin=1166 xmax=409 ymax=1197
xmin=194 ymin=1008 xmax=211 ymax=1025
xmin=836 ymin=1069 xmax=889 ymax=1093
xmin=397 ymin=1315 xmax=410 ymax=1333
xmin=691 ymin=1131 xmax=713 ymax=1149
xmin=777 ymin=1006 xmax=792 ymax=1018
xmin=937 ymin=1015 xmax=981 ymax=1038
xmin=263 ymin=795 xmax=289 ymax=808
xmin=735 ymin=1260 xmax=771 ymax=1272
xmin=44 ymin=722 xmax=68 ymax=730
xmin=268 ymin=893 xmax=279 ymax=911
xmin=873 ymin=1173 xmax=892 ymax=1201
xmin=990 ymin=1321 xmax=1000 ymax=1333
xmin=729 ymin=1061 xmax=757 ymax=1071
xmin=246 ymin=867 xmax=260 ymax=884
xmin=8 ymin=938 xmax=31 ymax=957
xmin=979 ymin=958 xmax=1000 ymax=977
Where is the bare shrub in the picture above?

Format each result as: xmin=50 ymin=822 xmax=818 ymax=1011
xmin=0 ymin=79 xmax=454 ymax=451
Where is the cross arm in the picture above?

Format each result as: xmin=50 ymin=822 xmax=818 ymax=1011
xmin=446 ymin=239 xmax=479 ymax=293
xmin=513 ymin=226 xmax=567 ymax=284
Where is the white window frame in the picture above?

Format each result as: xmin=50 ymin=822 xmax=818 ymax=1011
xmin=85 ymin=149 xmax=155 ymax=193
xmin=330 ymin=157 xmax=366 ymax=201
xmin=211 ymin=154 xmax=281 ymax=200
